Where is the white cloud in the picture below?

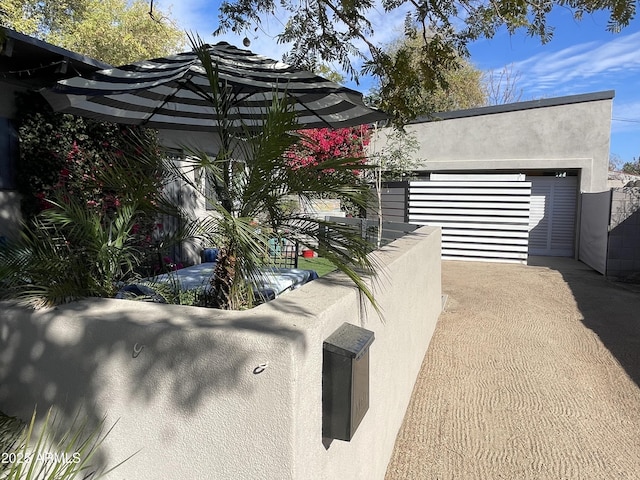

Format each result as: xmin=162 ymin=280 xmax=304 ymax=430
xmin=511 ymin=31 xmax=640 ymax=96
xmin=616 ymin=99 xmax=640 ymax=118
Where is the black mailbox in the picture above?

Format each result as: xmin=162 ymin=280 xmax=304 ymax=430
xmin=322 ymin=322 xmax=375 ymax=441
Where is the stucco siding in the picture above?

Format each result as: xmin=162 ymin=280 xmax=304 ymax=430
xmin=370 ymin=92 xmax=613 ymax=193
xmin=0 ymin=226 xmax=442 ymax=480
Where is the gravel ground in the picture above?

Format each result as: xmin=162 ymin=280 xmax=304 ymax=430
xmin=385 ymin=258 xmax=640 ymax=480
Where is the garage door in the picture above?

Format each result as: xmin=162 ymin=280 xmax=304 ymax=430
xmin=408 ymin=176 xmax=532 ymax=264
xmin=527 ymin=175 xmax=578 ymax=257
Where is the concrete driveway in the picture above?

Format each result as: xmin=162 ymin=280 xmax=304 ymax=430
xmin=385 ymin=258 xmax=640 ymax=479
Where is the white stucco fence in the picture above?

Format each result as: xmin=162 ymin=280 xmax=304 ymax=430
xmin=0 ymin=225 xmax=442 ymax=479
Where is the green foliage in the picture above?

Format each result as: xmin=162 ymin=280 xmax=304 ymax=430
xmin=1 ymin=193 xmax=148 ymax=308
xmin=15 ymin=92 xmax=164 ymax=222
xmin=46 ymin=0 xmax=186 ymax=65
xmin=297 ymin=257 xmax=337 ymax=276
xmin=622 ymin=158 xmax=640 ymax=175
xmin=0 ymin=407 xmax=131 ymax=480
xmin=123 ymin=276 xmax=210 ymax=306
xmin=3 ymin=0 xmax=185 ymax=65
xmin=2 ymin=0 xmax=87 ymax=38
xmin=314 ymin=64 xmax=345 ymax=84
xmin=2 ymin=100 xmax=172 ymax=308
xmin=426 ymin=59 xmax=486 ymax=112
xmin=170 ymin=37 xmax=380 ymax=311
xmin=369 ymin=34 xmax=487 ymax=124
xmin=215 ymin=0 xmax=636 ymax=123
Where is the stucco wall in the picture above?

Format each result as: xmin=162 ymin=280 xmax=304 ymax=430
xmin=1 ymin=84 xmax=24 ymax=240
xmin=607 ymin=188 xmax=640 ymax=280
xmin=0 ymin=191 xmax=21 ymax=241
xmin=369 ymin=92 xmax=613 ymax=193
xmin=0 ymin=84 xmax=24 ymax=118
xmin=158 ymin=129 xmax=223 ymax=155
xmin=0 ymin=226 xmax=441 ymax=480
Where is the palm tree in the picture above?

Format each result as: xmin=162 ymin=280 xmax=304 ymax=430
xmin=0 ymin=131 xmax=171 ymax=308
xmin=0 ymin=38 xmax=379 ymax=311
xmin=173 ymin=38 xmax=379 ymax=310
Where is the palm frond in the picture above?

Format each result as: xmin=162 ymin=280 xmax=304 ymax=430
xmin=0 ymin=406 xmax=134 ymax=480
xmin=145 ymin=35 xmax=383 ymax=311
xmin=0 ymin=193 xmax=148 ymax=308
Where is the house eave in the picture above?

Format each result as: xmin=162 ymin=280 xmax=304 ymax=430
xmin=1 ymin=27 xmax=111 ymax=89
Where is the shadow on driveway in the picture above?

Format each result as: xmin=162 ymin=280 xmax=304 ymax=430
xmin=529 ymin=256 xmax=640 ymax=387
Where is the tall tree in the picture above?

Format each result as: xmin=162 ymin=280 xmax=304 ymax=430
xmin=3 ymin=0 xmax=185 ymax=65
xmin=370 ymin=34 xmax=486 ymax=123
xmin=3 ymin=0 xmax=89 ymax=38
xmin=484 ymin=64 xmax=524 ymax=105
xmin=47 ymin=0 xmax=185 ymax=65
xmin=213 ymin=0 xmax=636 ymax=122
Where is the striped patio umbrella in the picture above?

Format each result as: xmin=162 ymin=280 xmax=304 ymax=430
xmin=41 ymin=42 xmax=388 ymax=132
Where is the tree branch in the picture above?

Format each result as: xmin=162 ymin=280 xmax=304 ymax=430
xmin=320 ymin=0 xmax=383 ymax=62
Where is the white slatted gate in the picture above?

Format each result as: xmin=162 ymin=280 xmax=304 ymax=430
xmin=527 ymin=176 xmax=578 ymax=257
xmin=408 ymin=176 xmax=531 ymax=263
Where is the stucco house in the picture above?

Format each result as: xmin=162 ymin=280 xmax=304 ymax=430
xmin=368 ymin=91 xmax=639 ymax=277
xmin=0 ymin=30 xmax=253 ymax=249
xmin=0 ymin=30 xmax=204 ymax=253
xmin=3 ymin=31 xmax=636 ymax=278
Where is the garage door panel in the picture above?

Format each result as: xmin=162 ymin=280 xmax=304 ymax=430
xmin=441 ymin=249 xmax=528 ymax=260
xmin=409 ymin=178 xmax=531 ymax=263
xmin=528 ymin=176 xmax=577 ymax=257
xmin=410 ymin=200 xmax=529 ymax=209
xmin=409 ymin=220 xmax=531 ymax=231
xmin=408 ymin=175 xmax=577 ymax=262
xmin=443 ymin=235 xmax=529 ymax=245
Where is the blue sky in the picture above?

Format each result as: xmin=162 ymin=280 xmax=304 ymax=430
xmin=468 ymin=9 xmax=640 ymax=164
xmin=157 ymin=0 xmax=640 ymax=164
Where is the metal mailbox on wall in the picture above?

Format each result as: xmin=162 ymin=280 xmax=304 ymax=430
xmin=322 ymin=322 xmax=375 ymax=441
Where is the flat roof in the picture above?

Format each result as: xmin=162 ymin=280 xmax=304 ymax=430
xmin=411 ymin=90 xmax=616 ymax=124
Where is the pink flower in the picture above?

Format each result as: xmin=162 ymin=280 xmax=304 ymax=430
xmin=286 ymin=126 xmax=371 ymax=173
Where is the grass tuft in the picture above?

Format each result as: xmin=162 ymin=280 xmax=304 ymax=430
xmin=297 ymin=257 xmax=337 ymax=276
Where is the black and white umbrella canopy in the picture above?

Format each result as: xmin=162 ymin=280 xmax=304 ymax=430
xmin=41 ymin=42 xmax=388 ymax=132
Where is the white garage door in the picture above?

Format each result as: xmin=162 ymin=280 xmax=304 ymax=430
xmin=408 ymin=177 xmax=532 ymax=264
xmin=528 ymin=175 xmax=578 ymax=257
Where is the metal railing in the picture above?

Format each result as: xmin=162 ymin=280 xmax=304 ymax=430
xmin=322 ymin=216 xmax=420 ymax=249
